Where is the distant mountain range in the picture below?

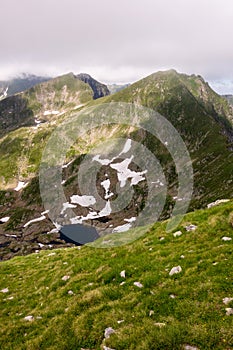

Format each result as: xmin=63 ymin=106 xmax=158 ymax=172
xmin=107 ymin=83 xmax=131 ymax=94
xmin=0 ymin=69 xmax=232 ymax=260
xmin=222 ymin=94 xmax=233 ymax=106
xmin=0 ymin=74 xmax=51 ymax=100
xmin=0 ymin=72 xmax=111 ymax=101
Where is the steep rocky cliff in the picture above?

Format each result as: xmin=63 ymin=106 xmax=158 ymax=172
xmin=76 ymin=73 xmax=110 ymax=99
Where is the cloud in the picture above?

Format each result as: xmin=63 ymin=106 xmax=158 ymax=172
xmin=1 ymin=0 xmax=233 ymax=92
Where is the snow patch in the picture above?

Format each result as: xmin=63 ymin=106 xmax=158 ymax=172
xmin=70 ymin=195 xmax=96 ymax=207
xmin=93 ymin=155 xmax=112 ymax=165
xmin=207 ymin=199 xmax=230 ymax=208
xmin=24 ymin=215 xmax=46 ymax=228
xmin=41 ymin=210 xmax=49 ymax=215
xmin=124 ymin=217 xmax=136 ymax=223
xmin=110 ymin=156 xmax=147 ymax=187
xmin=101 ymin=179 xmax=114 ymax=199
xmin=112 ymin=223 xmax=132 ymax=233
xmin=61 ymin=202 xmax=77 ymax=215
xmin=0 ymin=216 xmax=10 ymax=223
xmin=70 ymin=201 xmax=112 ymax=224
xmin=14 ymin=181 xmax=28 ymax=191
xmin=119 ymin=139 xmax=132 ymax=155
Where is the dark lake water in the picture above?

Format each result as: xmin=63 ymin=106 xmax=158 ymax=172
xmin=60 ymin=224 xmax=99 ymax=245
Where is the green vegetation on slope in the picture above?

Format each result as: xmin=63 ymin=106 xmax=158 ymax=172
xmin=95 ymin=70 xmax=233 ymax=206
xmin=0 ymin=201 xmax=232 ymax=350
xmin=24 ymin=73 xmax=93 ymax=114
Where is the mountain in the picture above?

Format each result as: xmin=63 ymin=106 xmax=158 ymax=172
xmin=0 ymin=200 xmax=232 ymax=349
xmin=107 ymin=83 xmax=131 ymax=94
xmin=223 ymin=94 xmax=233 ymax=106
xmin=0 ymin=72 xmax=93 ymax=138
xmin=76 ymin=73 xmax=110 ymax=99
xmin=100 ymin=70 xmax=233 ymax=203
xmin=0 ymin=69 xmax=233 ymax=260
xmin=0 ymin=74 xmax=51 ymax=100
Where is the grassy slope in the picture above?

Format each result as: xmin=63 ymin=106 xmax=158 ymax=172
xmin=0 ymin=73 xmax=93 ymax=187
xmin=94 ymin=70 xmax=233 ymax=206
xmin=0 ymin=201 xmax=232 ymax=350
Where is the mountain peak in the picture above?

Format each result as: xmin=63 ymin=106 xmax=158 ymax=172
xmin=76 ymin=73 xmax=110 ymax=99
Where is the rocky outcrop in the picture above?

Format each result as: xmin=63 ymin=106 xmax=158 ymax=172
xmin=76 ymin=73 xmax=110 ymax=99
xmin=0 ymin=95 xmax=34 ymax=137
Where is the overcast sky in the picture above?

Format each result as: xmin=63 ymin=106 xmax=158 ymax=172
xmin=1 ymin=0 xmax=233 ymax=93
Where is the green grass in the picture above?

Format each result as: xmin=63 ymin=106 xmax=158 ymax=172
xmin=0 ymin=201 xmax=232 ymax=349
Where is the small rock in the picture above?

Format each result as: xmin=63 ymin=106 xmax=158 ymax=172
xmin=223 ymin=297 xmax=233 ymax=305
xmin=173 ymin=230 xmax=182 ymax=237
xmin=149 ymin=247 xmax=153 ymax=251
xmin=159 ymin=237 xmax=165 ymax=241
xmin=120 ymin=281 xmax=125 ymax=286
xmin=62 ymin=275 xmax=70 ymax=281
xmin=154 ymin=322 xmax=166 ymax=327
xmin=169 ymin=266 xmax=182 ymax=276
xmin=225 ymin=308 xmax=233 ymax=316
xmin=68 ymin=290 xmax=74 ymax=295
xmin=183 ymin=345 xmax=199 ymax=350
xmin=117 ymin=319 xmax=124 ymax=324
xmin=103 ymin=346 xmax=116 ymax=350
xmin=133 ymin=281 xmax=143 ymax=288
xmin=149 ymin=310 xmax=154 ymax=316
xmin=104 ymin=327 xmax=115 ymax=339
xmin=185 ymin=224 xmax=197 ymax=232
xmin=24 ymin=315 xmax=34 ymax=322
xmin=180 ymin=255 xmax=185 ymax=259
xmin=222 ymin=236 xmax=232 ymax=241
xmin=170 ymin=294 xmax=176 ymax=299
xmin=1 ymin=288 xmax=9 ymax=293
xmin=120 ymin=270 xmax=126 ymax=278
xmin=5 ymin=296 xmax=14 ymax=300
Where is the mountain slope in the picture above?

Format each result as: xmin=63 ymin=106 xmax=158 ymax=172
xmin=0 ymin=72 xmax=93 ymax=138
xmin=0 ymin=200 xmax=232 ymax=350
xmin=0 ymin=74 xmax=51 ymax=100
xmin=98 ymin=70 xmax=233 ymax=206
xmin=0 ymin=70 xmax=233 ymax=261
